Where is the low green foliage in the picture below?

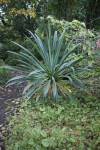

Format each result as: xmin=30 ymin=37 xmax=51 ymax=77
xmin=3 ymin=27 xmax=89 ymax=102
xmin=5 ymin=54 xmax=19 ymax=66
xmin=0 ymin=59 xmax=10 ymax=84
xmin=4 ymin=98 xmax=100 ymax=150
xmin=76 ymin=49 xmax=100 ymax=96
xmin=0 ymin=43 xmax=21 ymax=60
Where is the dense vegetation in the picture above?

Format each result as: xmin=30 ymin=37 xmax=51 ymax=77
xmin=2 ymin=43 xmax=99 ymax=149
xmin=0 ymin=0 xmax=100 ymax=42
xmin=4 ymin=98 xmax=100 ymax=150
xmin=0 ymin=59 xmax=10 ymax=84
xmin=0 ymin=0 xmax=100 ymax=150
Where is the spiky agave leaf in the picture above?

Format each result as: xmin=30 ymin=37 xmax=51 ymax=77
xmin=2 ymin=26 xmax=90 ymax=103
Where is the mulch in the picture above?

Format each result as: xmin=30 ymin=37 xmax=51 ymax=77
xmin=0 ymin=70 xmax=26 ymax=150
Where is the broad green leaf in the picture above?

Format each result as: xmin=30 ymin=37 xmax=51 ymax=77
xmin=42 ymin=139 xmax=49 ymax=147
xmin=28 ymin=139 xmax=34 ymax=145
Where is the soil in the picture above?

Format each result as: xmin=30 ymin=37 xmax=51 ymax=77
xmin=0 ymin=71 xmax=26 ymax=150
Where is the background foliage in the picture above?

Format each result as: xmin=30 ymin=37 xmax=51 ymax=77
xmin=0 ymin=0 xmax=100 ymax=42
xmin=0 ymin=59 xmax=10 ymax=84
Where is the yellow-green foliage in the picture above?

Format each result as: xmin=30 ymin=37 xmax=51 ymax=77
xmin=0 ymin=0 xmax=11 ymax=4
xmin=9 ymin=8 xmax=36 ymax=18
xmin=0 ymin=0 xmax=36 ymax=18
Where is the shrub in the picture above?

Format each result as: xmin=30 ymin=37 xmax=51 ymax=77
xmin=3 ymin=27 xmax=89 ymax=102
xmin=0 ymin=42 xmax=21 ymax=60
xmin=0 ymin=59 xmax=10 ymax=84
xmin=37 ymin=16 xmax=98 ymax=55
xmin=5 ymin=54 xmax=20 ymax=66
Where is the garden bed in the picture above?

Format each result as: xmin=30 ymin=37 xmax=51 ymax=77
xmin=3 ymin=97 xmax=100 ymax=150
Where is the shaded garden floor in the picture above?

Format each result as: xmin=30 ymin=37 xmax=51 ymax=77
xmin=0 ymin=71 xmax=26 ymax=150
xmin=0 ymin=54 xmax=100 ymax=149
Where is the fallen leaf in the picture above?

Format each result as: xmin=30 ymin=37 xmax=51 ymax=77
xmin=73 ymin=129 xmax=80 ymax=135
xmin=1 ymin=127 xmax=6 ymax=131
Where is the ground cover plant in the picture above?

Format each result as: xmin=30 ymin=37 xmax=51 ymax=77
xmin=2 ymin=26 xmax=90 ymax=103
xmin=76 ymin=49 xmax=100 ymax=100
xmin=4 ymin=96 xmax=100 ymax=150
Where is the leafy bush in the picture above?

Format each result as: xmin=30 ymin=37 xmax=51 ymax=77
xmin=3 ymin=27 xmax=90 ymax=102
xmin=37 ymin=16 xmax=98 ymax=55
xmin=0 ymin=59 xmax=10 ymax=84
xmin=0 ymin=42 xmax=21 ymax=60
xmin=37 ymin=17 xmax=100 ymax=69
xmin=5 ymin=54 xmax=19 ymax=66
xmin=4 ymin=98 xmax=100 ymax=150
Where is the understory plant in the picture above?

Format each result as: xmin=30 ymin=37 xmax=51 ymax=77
xmin=0 ymin=59 xmax=10 ymax=84
xmin=4 ymin=98 xmax=100 ymax=150
xmin=2 ymin=26 xmax=89 ymax=102
xmin=37 ymin=16 xmax=98 ymax=54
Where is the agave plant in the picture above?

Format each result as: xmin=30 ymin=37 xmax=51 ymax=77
xmin=2 ymin=26 xmax=89 ymax=103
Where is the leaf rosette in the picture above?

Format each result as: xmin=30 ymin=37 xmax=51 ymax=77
xmin=2 ymin=26 xmax=89 ymax=103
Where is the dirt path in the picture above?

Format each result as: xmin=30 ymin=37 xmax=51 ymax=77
xmin=0 ymin=71 xmax=26 ymax=150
